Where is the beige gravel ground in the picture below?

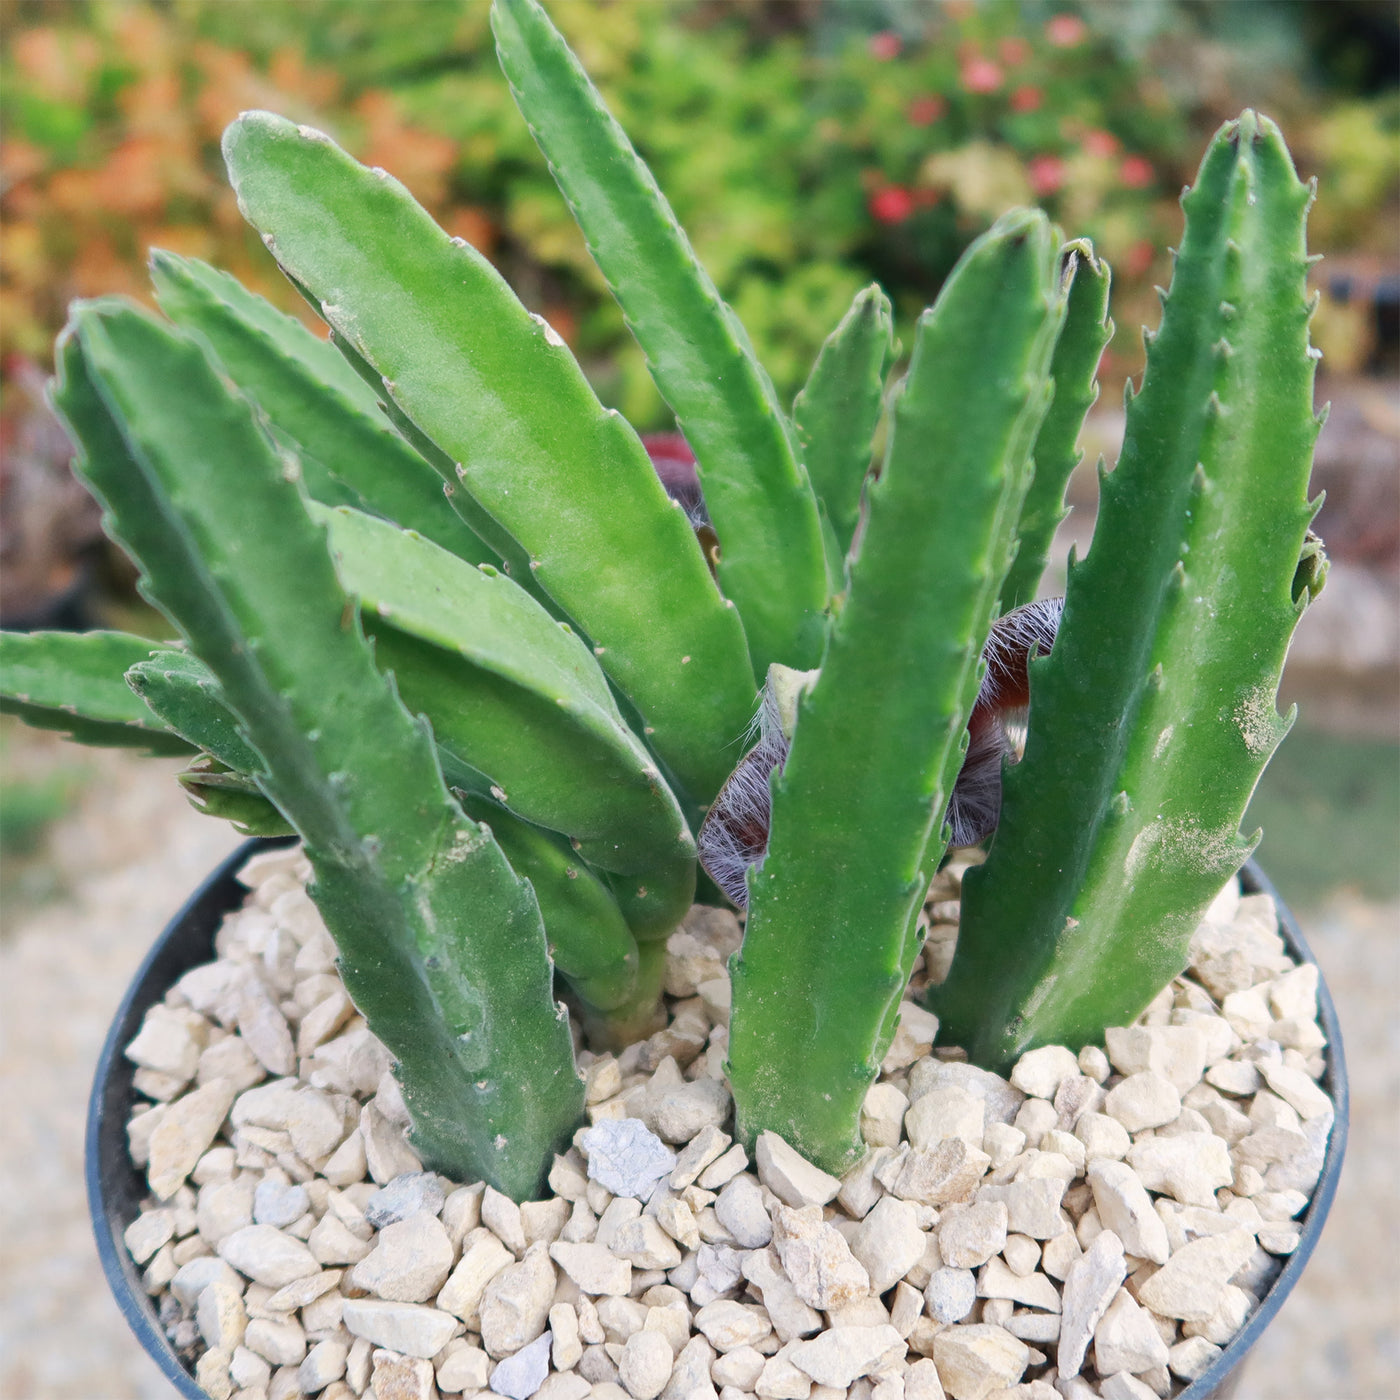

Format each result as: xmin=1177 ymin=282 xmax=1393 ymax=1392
xmin=0 ymin=735 xmax=1394 ymax=1400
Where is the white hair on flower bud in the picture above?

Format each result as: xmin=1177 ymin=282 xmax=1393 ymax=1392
xmin=698 ymin=597 xmax=1064 ymax=908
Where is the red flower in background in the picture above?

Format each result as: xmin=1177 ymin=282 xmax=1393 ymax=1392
xmin=1082 ymin=128 xmax=1120 ymax=158
xmin=960 ymin=57 xmax=1003 ymax=94
xmin=869 ymin=185 xmax=915 ymax=224
xmin=998 ymin=37 xmax=1032 ymax=67
xmin=1028 ymin=155 xmax=1066 ymax=197
xmin=869 ymin=31 xmax=902 ymax=61
xmin=1120 ymin=155 xmax=1155 ymax=188
xmin=1010 ymin=85 xmax=1043 ymax=113
xmin=1123 ymin=240 xmax=1156 ymax=277
xmin=908 ymin=94 xmax=947 ymax=127
xmin=1046 ymin=14 xmax=1088 ymax=47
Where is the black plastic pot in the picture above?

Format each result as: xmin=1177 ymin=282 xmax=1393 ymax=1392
xmin=88 ymin=842 xmax=1347 ymax=1399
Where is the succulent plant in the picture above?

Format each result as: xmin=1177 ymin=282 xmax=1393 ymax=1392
xmin=0 ymin=0 xmax=1324 ymax=1196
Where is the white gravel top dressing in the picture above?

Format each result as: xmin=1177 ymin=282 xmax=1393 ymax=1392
xmin=121 ymin=846 xmax=1334 ymax=1400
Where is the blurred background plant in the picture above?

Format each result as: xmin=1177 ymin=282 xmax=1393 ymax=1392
xmin=1 ymin=0 xmax=1396 ymax=903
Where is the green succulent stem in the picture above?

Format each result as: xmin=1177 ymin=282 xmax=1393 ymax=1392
xmin=54 ymin=299 xmax=581 ymax=1197
xmin=932 ymin=113 xmax=1325 ymax=1070
xmin=728 ymin=212 xmax=1065 ymax=1172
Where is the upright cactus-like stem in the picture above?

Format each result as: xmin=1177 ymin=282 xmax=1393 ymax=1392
xmin=727 ymin=213 xmax=1065 ymax=1172
xmin=933 ymin=114 xmax=1326 ymax=1069
xmin=54 ymin=300 xmax=582 ymax=1197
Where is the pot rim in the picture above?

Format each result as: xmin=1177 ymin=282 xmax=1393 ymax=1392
xmin=86 ymin=843 xmax=1347 ymax=1399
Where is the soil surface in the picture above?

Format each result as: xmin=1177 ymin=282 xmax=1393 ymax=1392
xmin=0 ymin=733 xmax=1394 ymax=1400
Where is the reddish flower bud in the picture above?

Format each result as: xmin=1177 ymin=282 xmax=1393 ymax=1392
xmin=1046 ymin=13 xmax=1088 ymax=47
xmin=1010 ymin=84 xmax=1043 ymax=113
xmin=1028 ymin=154 xmax=1066 ymax=197
xmin=868 ymin=185 xmax=916 ymax=224
xmin=1120 ymin=154 xmax=1155 ymax=188
xmin=960 ymin=56 xmax=1003 ymax=94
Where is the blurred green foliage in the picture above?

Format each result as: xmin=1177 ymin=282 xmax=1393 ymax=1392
xmin=2 ymin=0 xmax=1396 ymax=425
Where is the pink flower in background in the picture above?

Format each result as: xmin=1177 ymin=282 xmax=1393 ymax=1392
xmin=908 ymin=94 xmax=947 ymax=126
xmin=1082 ymin=128 xmax=1120 ymax=158
xmin=1123 ymin=240 xmax=1155 ymax=277
xmin=869 ymin=31 xmax=902 ymax=61
xmin=960 ymin=57 xmax=1003 ymax=94
xmin=998 ymin=37 xmax=1032 ymax=66
xmin=1028 ymin=154 xmax=1066 ymax=196
xmin=1045 ymin=13 xmax=1088 ymax=47
xmin=1010 ymin=85 xmax=1043 ymax=113
xmin=869 ymin=185 xmax=915 ymax=224
xmin=1120 ymin=154 xmax=1155 ymax=188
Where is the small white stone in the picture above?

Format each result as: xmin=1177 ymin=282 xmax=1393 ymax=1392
xmin=364 ymin=1171 xmax=446 ymax=1228
xmin=789 ymin=1325 xmax=905 ymax=1389
xmin=264 ymin=1267 xmax=341 ymax=1311
xmin=490 ymin=1330 xmax=554 ymax=1400
xmin=307 ymin=1210 xmax=373 ymax=1266
xmin=253 ymin=1176 xmax=309 ymax=1229
xmin=1267 ymin=964 xmax=1318 ymax=1023
xmin=480 ymin=1242 xmax=557 ymax=1357
xmin=756 ymin=1132 xmax=843 ymax=1208
xmin=862 ymin=1082 xmax=910 ymax=1148
xmin=741 ymin=1246 xmax=824 ymax=1343
xmin=611 ymin=1215 xmax=683 ymax=1270
xmin=772 ymin=1203 xmax=871 ymax=1311
xmin=547 ymin=1302 xmax=582 ymax=1371
xmin=371 ymin=1350 xmax=437 ymax=1400
xmin=350 ymin=1210 xmax=453 ymax=1302
xmin=551 ymin=1240 xmax=632 ymax=1296
xmin=197 ymin=1280 xmax=248 ymax=1352
xmin=619 ymin=1327 xmax=674 ymax=1399
xmin=905 ymin=1088 xmax=986 ymax=1152
xmin=1182 ymin=1283 xmax=1254 ymax=1346
xmin=938 ymin=1200 xmax=1008 ymax=1270
xmin=1126 ymin=1133 xmax=1234 ymax=1208
xmin=124 ymin=1209 xmax=176 ymax=1264
xmin=714 ymin=1345 xmax=767 ymax=1389
xmin=1097 ymin=1370 xmax=1159 ymax=1400
xmin=669 ymin=1125 xmax=731 ymax=1189
xmin=297 ymin=1338 xmax=348 ymax=1392
xmin=756 ymin=1341 xmax=813 ymax=1399
xmin=237 ymin=980 xmax=295 ymax=1076
xmin=360 ymin=1102 xmax=422 ymax=1184
xmin=980 ymin=1123 xmax=1026 ymax=1171
xmin=974 ymin=1258 xmax=1059 ymax=1313
xmin=1078 ymin=1045 xmax=1111 ymax=1083
xmin=522 ymin=1195 xmax=572 ymax=1247
xmin=484 ymin=1185 xmax=529 ymax=1254
xmin=907 ymin=1062 xmax=1024 ymax=1126
xmin=171 ymin=1254 xmax=243 ymax=1307
xmin=889 ymin=1141 xmax=991 ymax=1207
xmin=929 ymin=1323 xmax=1028 ymax=1399
xmin=1009 ymin=1046 xmax=1080 ymax=1101
xmin=1094 ymin=1287 xmax=1170 ymax=1375
xmin=925 ymin=1267 xmax=977 ymax=1324
xmin=147 ymin=1078 xmax=240 ymax=1200
xmin=849 ymin=1195 xmax=928 ymax=1293
xmin=583 ymin=1119 xmax=678 ymax=1200
xmin=971 ymin=1179 xmax=1065 ymax=1241
xmin=193 ymin=1347 xmax=233 ymax=1400
xmin=694 ymin=1299 xmax=774 ymax=1351
xmin=218 ymin=1223 xmax=320 ymax=1287
xmin=1258 ymin=1061 xmax=1334 ymax=1120
xmin=714 ymin=1173 xmax=773 ymax=1248
xmin=342 ymin=1298 xmax=460 ymax=1357
xmin=1086 ymin=1162 xmax=1169 ymax=1265
xmin=1103 ymin=1072 xmax=1181 ymax=1133
xmin=243 ymin=1314 xmax=307 ymax=1366
xmin=697 ymin=1143 xmax=749 ymax=1190
xmin=1168 ymin=1334 xmax=1223 ymax=1380
xmin=999 ymin=1235 xmax=1041 ymax=1278
xmin=663 ymin=1334 xmax=718 ymax=1400
xmin=651 ymin=1077 xmax=731 ymax=1145
xmin=1054 ymin=1228 xmax=1125 ymax=1378
xmin=1104 ymin=1025 xmax=1208 ymax=1095
xmin=228 ymin=1345 xmax=270 ymax=1390
xmin=1012 ymin=1098 xmax=1058 ymax=1145
xmin=1135 ymin=1229 xmax=1258 ymax=1321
